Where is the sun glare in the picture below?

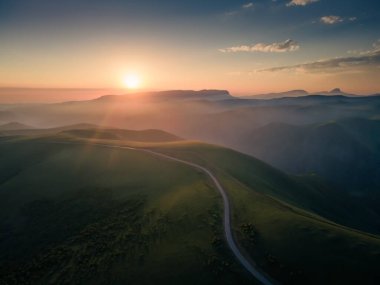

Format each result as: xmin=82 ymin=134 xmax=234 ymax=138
xmin=123 ymin=74 xmax=141 ymax=89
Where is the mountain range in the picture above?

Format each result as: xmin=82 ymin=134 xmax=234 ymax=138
xmin=242 ymin=88 xmax=363 ymax=99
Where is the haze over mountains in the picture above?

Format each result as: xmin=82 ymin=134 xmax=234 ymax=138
xmin=1 ymin=88 xmax=380 ymax=284
xmin=243 ymin=88 xmax=363 ymax=99
xmin=1 ymin=89 xmax=380 ymax=217
xmin=0 ymin=87 xmax=378 ymax=104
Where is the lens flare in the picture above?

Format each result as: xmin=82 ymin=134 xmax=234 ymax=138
xmin=123 ymin=74 xmax=141 ymax=89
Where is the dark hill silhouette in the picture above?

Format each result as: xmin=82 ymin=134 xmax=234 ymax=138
xmin=94 ymin=89 xmax=233 ymax=103
xmin=0 ymin=122 xmax=33 ymax=131
xmin=238 ymin=121 xmax=380 ymax=195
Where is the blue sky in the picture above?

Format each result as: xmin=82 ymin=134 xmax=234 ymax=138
xmin=1 ymin=0 xmax=379 ymax=94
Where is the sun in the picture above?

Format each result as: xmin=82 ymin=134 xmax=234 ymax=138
xmin=122 ymin=74 xmax=141 ymax=89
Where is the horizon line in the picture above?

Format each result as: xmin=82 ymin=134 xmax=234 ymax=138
xmin=0 ymin=86 xmax=379 ymax=97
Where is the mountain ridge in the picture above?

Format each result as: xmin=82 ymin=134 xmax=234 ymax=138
xmin=93 ymin=89 xmax=234 ymax=102
xmin=242 ymin=88 xmax=372 ymax=99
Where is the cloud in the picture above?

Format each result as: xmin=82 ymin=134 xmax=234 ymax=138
xmin=242 ymin=2 xmax=254 ymax=9
xmin=258 ymin=42 xmax=380 ymax=74
xmin=287 ymin=0 xmax=319 ymax=7
xmin=220 ymin=39 xmax=300 ymax=53
xmin=224 ymin=2 xmax=255 ymax=17
xmin=320 ymin=15 xmax=344 ymax=24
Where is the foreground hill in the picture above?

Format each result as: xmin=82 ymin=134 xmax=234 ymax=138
xmin=0 ymin=138 xmax=250 ymax=285
xmin=149 ymin=142 xmax=380 ymax=284
xmin=0 ymin=130 xmax=379 ymax=284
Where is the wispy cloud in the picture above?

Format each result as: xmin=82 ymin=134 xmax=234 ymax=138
xmin=319 ymin=15 xmax=357 ymax=25
xmin=220 ymin=39 xmax=300 ymax=53
xmin=258 ymin=42 xmax=380 ymax=74
xmin=320 ymin=15 xmax=344 ymax=24
xmin=242 ymin=2 xmax=254 ymax=9
xmin=224 ymin=2 xmax=255 ymax=17
xmin=287 ymin=0 xmax=319 ymax=7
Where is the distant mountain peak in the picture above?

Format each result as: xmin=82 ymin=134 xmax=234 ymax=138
xmin=289 ymin=89 xmax=308 ymax=94
xmin=244 ymin=89 xmax=308 ymax=99
xmin=330 ymin=88 xmax=342 ymax=93
xmin=310 ymin=88 xmax=359 ymax=97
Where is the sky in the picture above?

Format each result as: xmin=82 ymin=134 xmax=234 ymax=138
xmin=0 ymin=0 xmax=379 ymax=97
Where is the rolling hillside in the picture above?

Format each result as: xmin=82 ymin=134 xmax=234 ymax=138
xmin=145 ymin=142 xmax=380 ymax=284
xmin=0 ymin=129 xmax=379 ymax=284
xmin=0 ymin=139 xmax=252 ymax=285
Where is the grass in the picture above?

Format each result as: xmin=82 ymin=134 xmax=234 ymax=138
xmin=144 ymin=141 xmax=380 ymax=285
xmin=1 ymin=133 xmax=380 ymax=284
xmin=0 ymin=140 xmax=255 ymax=285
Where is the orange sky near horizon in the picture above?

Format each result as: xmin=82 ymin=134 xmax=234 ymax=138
xmin=1 ymin=0 xmax=379 ymax=103
xmin=1 ymin=45 xmax=379 ymax=99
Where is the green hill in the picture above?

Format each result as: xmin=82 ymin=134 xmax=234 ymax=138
xmin=146 ymin=142 xmax=380 ymax=284
xmin=0 ymin=139 xmax=251 ymax=285
xmin=0 ymin=132 xmax=379 ymax=284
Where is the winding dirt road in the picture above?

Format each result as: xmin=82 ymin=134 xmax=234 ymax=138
xmin=50 ymin=141 xmax=274 ymax=285
xmin=124 ymin=146 xmax=274 ymax=285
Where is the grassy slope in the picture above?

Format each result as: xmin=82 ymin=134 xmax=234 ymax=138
xmin=144 ymin=141 xmax=378 ymax=232
xmin=0 ymin=140 xmax=255 ymax=285
xmin=1 ymin=135 xmax=380 ymax=285
xmin=146 ymin=142 xmax=380 ymax=285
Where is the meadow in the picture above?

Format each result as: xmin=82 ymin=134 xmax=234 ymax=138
xmin=0 ymin=131 xmax=378 ymax=284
